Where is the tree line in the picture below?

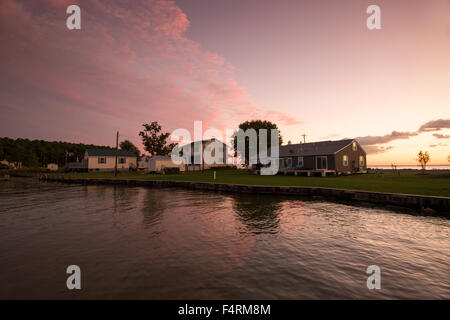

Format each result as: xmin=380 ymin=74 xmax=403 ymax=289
xmin=0 ymin=120 xmax=284 ymax=168
xmin=0 ymin=137 xmax=113 ymax=167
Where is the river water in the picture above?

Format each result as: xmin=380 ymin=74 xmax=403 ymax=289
xmin=0 ymin=178 xmax=449 ymax=299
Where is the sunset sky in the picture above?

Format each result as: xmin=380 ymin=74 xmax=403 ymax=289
xmin=1 ymin=0 xmax=449 ymax=165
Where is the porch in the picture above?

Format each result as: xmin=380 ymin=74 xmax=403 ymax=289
xmin=278 ymin=168 xmax=337 ymax=177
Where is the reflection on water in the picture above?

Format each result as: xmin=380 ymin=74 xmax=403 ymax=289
xmin=233 ymin=194 xmax=282 ymax=233
xmin=0 ymin=178 xmax=449 ymax=299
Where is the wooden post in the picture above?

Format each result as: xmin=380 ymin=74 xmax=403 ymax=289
xmin=201 ymin=141 xmax=204 ymax=173
xmin=114 ymin=131 xmax=119 ymax=177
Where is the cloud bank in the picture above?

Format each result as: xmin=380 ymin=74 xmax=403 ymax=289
xmin=419 ymin=119 xmax=450 ymax=132
xmin=355 ymin=131 xmax=418 ymax=146
xmin=355 ymin=118 xmax=450 ymax=154
xmin=0 ymin=0 xmax=299 ymax=145
xmin=432 ymin=133 xmax=450 ymax=139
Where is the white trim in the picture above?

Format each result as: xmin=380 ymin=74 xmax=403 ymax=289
xmin=333 ymin=140 xmax=354 ymax=154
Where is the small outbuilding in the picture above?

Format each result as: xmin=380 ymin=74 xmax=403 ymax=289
xmin=147 ymin=155 xmax=185 ymax=173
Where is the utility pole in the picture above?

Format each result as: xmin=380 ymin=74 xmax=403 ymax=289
xmin=201 ymin=141 xmax=204 ymax=173
xmin=114 ymin=131 xmax=119 ymax=177
xmin=301 ymin=134 xmax=306 ymax=143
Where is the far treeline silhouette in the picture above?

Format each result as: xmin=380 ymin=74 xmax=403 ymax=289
xmin=0 ymin=137 xmax=114 ymax=167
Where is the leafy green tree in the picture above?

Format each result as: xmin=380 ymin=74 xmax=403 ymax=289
xmin=139 ymin=122 xmax=176 ymax=156
xmin=233 ymin=120 xmax=283 ymax=166
xmin=120 ymin=140 xmax=141 ymax=161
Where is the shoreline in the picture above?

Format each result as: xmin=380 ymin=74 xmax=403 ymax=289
xmin=40 ymin=176 xmax=450 ymax=215
xmin=367 ymin=168 xmax=450 ymax=174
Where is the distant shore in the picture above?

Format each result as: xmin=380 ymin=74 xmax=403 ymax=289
xmin=367 ymin=168 xmax=450 ymax=174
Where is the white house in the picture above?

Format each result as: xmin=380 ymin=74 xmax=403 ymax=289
xmin=46 ymin=163 xmax=58 ymax=171
xmin=180 ymin=138 xmax=230 ymax=171
xmin=85 ymin=149 xmax=137 ymax=171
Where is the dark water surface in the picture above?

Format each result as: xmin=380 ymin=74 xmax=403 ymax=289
xmin=0 ymin=178 xmax=449 ymax=299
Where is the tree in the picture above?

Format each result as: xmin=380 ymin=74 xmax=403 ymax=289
xmin=139 ymin=122 xmax=176 ymax=156
xmin=0 ymin=137 xmax=113 ymax=168
xmin=22 ymin=149 xmax=39 ymax=167
xmin=120 ymin=140 xmax=141 ymax=161
xmin=233 ymin=120 xmax=283 ymax=166
xmin=416 ymin=150 xmax=430 ymax=172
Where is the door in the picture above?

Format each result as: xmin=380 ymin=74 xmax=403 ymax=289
xmin=316 ymin=156 xmax=327 ymax=169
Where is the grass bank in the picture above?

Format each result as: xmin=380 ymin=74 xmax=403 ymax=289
xmin=61 ymin=169 xmax=450 ymax=197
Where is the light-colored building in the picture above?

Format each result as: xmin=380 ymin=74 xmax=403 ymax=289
xmin=181 ymin=138 xmax=230 ymax=171
xmin=0 ymin=160 xmax=22 ymax=169
xmin=85 ymin=149 xmax=137 ymax=171
xmin=147 ymin=155 xmax=185 ymax=173
xmin=46 ymin=163 xmax=58 ymax=171
xmin=0 ymin=160 xmax=10 ymax=168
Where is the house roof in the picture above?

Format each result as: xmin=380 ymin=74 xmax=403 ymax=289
xmin=86 ymin=149 xmax=136 ymax=157
xmin=279 ymin=139 xmax=354 ymax=157
xmin=189 ymin=138 xmax=227 ymax=146
xmin=181 ymin=138 xmax=228 ymax=149
xmin=150 ymin=155 xmax=172 ymax=160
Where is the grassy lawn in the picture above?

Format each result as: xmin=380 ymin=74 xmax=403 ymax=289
xmin=62 ymin=169 xmax=450 ymax=197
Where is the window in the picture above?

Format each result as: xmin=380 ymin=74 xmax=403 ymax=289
xmin=316 ymin=156 xmax=327 ymax=169
xmin=298 ymin=157 xmax=304 ymax=167
xmin=285 ymin=158 xmax=292 ymax=168
xmin=359 ymin=155 xmax=365 ymax=166
xmin=352 ymin=141 xmax=357 ymax=151
xmin=98 ymin=157 xmax=106 ymax=164
xmin=342 ymin=155 xmax=348 ymax=166
xmin=279 ymin=158 xmax=285 ymax=168
xmin=119 ymin=157 xmax=126 ymax=164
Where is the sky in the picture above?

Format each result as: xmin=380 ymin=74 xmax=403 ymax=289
xmin=0 ymin=0 xmax=449 ymax=165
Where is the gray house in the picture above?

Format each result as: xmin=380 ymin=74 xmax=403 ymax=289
xmin=278 ymin=139 xmax=366 ymax=174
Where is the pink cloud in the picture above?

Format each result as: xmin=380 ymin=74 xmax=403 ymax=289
xmin=0 ymin=0 xmax=300 ymax=147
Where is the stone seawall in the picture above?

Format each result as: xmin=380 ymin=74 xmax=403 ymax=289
xmin=40 ymin=177 xmax=450 ymax=214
